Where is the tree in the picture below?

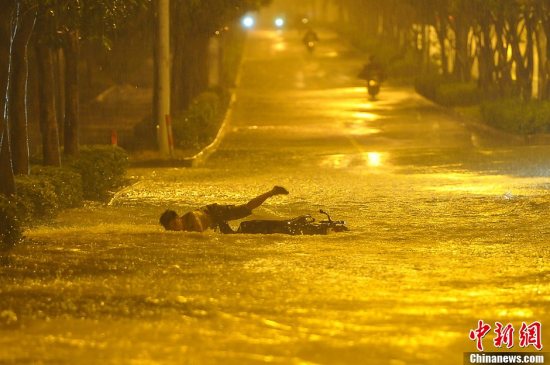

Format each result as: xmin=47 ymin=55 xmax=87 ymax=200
xmin=0 ymin=121 xmax=16 ymax=197
xmin=537 ymin=0 xmax=550 ymax=99
xmin=31 ymin=0 xmax=151 ymax=156
xmin=1 ymin=1 xmax=17 ymax=196
xmin=7 ymin=1 xmax=36 ymax=175
xmin=171 ymin=0 xmax=271 ymax=114
xmin=35 ymin=9 xmax=61 ymax=166
xmin=62 ymin=28 xmax=79 ymax=155
xmin=1 ymin=0 xmax=152 ymax=194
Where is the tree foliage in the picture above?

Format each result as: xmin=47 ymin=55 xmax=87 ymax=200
xmin=171 ymin=0 xmax=271 ymax=112
xmin=334 ymin=0 xmax=550 ymax=100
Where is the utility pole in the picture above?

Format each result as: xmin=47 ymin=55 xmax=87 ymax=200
xmin=156 ymin=0 xmax=170 ymax=155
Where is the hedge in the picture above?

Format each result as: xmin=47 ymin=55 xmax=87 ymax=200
xmin=435 ymin=82 xmax=480 ymax=107
xmin=132 ymin=90 xmax=230 ymax=152
xmin=0 ymin=196 xmax=22 ymax=251
xmin=414 ymin=74 xmax=443 ymax=101
xmin=172 ymin=91 xmax=227 ymax=150
xmin=481 ymin=99 xmax=550 ymax=134
xmin=31 ymin=166 xmax=83 ymax=209
xmin=1 ymin=146 xmax=130 ymax=251
xmin=14 ymin=175 xmax=59 ymax=222
xmin=68 ymin=145 xmax=129 ymax=201
xmin=415 ymin=74 xmax=480 ymax=107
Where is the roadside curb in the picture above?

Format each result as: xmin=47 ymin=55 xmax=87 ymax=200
xmin=127 ymin=90 xmax=237 ymax=169
xmin=450 ymin=107 xmax=525 ymax=144
xmin=415 ymin=92 xmax=550 ymax=145
xmin=108 ymin=180 xmax=146 ymax=206
xmin=452 ymin=107 xmax=550 ymax=146
xmin=524 ymin=131 xmax=550 ymax=145
xmin=129 ymin=158 xmax=193 ymax=168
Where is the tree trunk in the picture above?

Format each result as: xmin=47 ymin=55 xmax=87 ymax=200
xmin=63 ymin=30 xmax=79 ymax=156
xmin=440 ymin=37 xmax=449 ymax=76
xmin=0 ymin=123 xmax=16 ymax=197
xmin=0 ymin=1 xmax=15 ymax=196
xmin=453 ymin=16 xmax=470 ymax=82
xmin=478 ymin=16 xmax=494 ymax=92
xmin=423 ymin=23 xmax=431 ymax=74
xmin=435 ymin=14 xmax=449 ymax=76
xmin=542 ymin=15 xmax=550 ymax=100
xmin=320 ymin=0 xmax=329 ymax=23
xmin=0 ymin=4 xmax=11 ymax=118
xmin=509 ymin=15 xmax=529 ymax=99
xmin=524 ymin=13 xmax=535 ymax=100
xmin=8 ymin=2 xmax=35 ymax=175
xmin=151 ymin=0 xmax=159 ymax=143
xmin=494 ymin=16 xmax=512 ymax=96
xmin=171 ymin=0 xmax=184 ymax=114
xmin=54 ymin=48 xmax=65 ymax=144
xmin=35 ymin=41 xmax=61 ymax=166
xmin=534 ymin=24 xmax=546 ymax=100
xmin=337 ymin=4 xmax=345 ymax=24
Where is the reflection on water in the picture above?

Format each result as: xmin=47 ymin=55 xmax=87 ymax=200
xmin=353 ymin=111 xmax=378 ymax=121
xmin=272 ymin=39 xmax=286 ymax=52
xmin=366 ymin=152 xmax=383 ymax=167
xmin=343 ymin=119 xmax=380 ymax=136
xmin=320 ymin=152 xmax=387 ymax=169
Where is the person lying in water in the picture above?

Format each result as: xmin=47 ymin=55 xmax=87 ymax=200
xmin=159 ymin=186 xmax=289 ymax=233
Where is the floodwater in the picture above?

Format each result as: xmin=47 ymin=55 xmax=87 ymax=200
xmin=1 ymin=28 xmax=550 ymax=365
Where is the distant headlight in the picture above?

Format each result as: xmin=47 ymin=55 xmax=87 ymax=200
xmin=275 ymin=17 xmax=285 ymax=28
xmin=242 ymin=15 xmax=255 ymax=29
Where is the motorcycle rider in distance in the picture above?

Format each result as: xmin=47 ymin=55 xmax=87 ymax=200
xmin=358 ymin=55 xmax=386 ymax=99
xmin=302 ymin=28 xmax=319 ymax=54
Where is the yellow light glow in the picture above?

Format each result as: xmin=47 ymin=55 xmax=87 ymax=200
xmin=357 ymin=102 xmax=375 ymax=109
xmin=319 ymin=154 xmax=346 ymax=169
xmin=365 ymin=152 xmax=382 ymax=167
xmin=273 ymin=41 xmax=286 ymax=51
xmin=241 ymin=16 xmax=255 ymax=29
xmin=274 ymin=18 xmax=285 ymax=28
xmin=344 ymin=120 xmax=380 ymax=136
xmin=354 ymin=111 xmax=378 ymax=121
xmin=319 ymin=152 xmax=386 ymax=169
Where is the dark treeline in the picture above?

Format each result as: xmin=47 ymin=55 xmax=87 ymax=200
xmin=0 ymin=0 xmax=270 ymax=197
xmin=328 ymin=0 xmax=550 ymax=100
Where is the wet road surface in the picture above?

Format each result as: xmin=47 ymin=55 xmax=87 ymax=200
xmin=1 ymin=28 xmax=550 ymax=364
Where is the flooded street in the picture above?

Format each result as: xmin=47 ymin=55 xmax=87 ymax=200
xmin=1 ymin=28 xmax=550 ymax=364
